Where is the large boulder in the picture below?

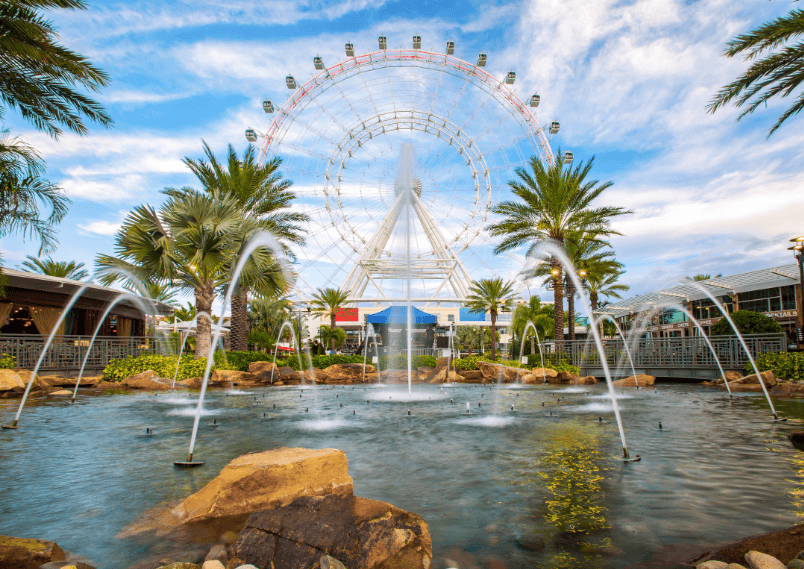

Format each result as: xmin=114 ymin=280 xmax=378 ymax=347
xmin=122 ymin=370 xmax=171 ymax=390
xmin=0 ymin=369 xmax=24 ymax=391
xmin=0 ymin=535 xmax=66 ymax=569
xmin=456 ymin=370 xmax=484 ymax=383
xmin=691 ymin=522 xmax=804 ymax=566
xmin=379 ymin=370 xmax=408 ymax=384
xmin=173 ymin=448 xmax=354 ymax=524
xmin=733 ymin=371 xmax=776 ymax=387
xmin=14 ymin=369 xmax=56 ymax=393
xmin=423 ymin=357 xmax=451 ymax=383
xmin=613 ymin=374 xmax=655 ymax=387
xmin=717 ymin=371 xmax=743 ymax=384
xmin=211 ymin=370 xmax=259 ymax=385
xmin=233 ymin=494 xmax=432 ymax=569
xmin=248 ymin=361 xmax=278 ymax=382
xmin=521 ymin=368 xmax=559 ymax=384
xmin=322 ymin=364 xmax=374 ymax=384
xmin=39 ymin=375 xmax=101 ymax=387
xmin=276 ymin=367 xmax=301 ymax=384
xmin=571 ymin=375 xmax=598 ymax=385
xmin=477 ymin=361 xmax=527 ymax=383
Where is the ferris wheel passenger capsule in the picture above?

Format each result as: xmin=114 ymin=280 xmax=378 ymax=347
xmin=506 ymin=71 xmax=516 ymax=84
xmin=262 ymin=100 xmax=274 ymax=113
xmin=245 ymin=129 xmax=257 ymax=142
xmin=345 ymin=42 xmax=355 ymax=56
xmin=477 ymin=53 xmax=487 ymax=67
xmin=285 ymin=75 xmax=297 ymax=89
xmin=313 ymin=56 xmax=324 ymax=70
xmin=549 ymin=120 xmax=560 ymax=134
xmin=562 ymin=151 xmax=574 ymax=164
xmin=446 ymin=41 xmax=455 ymax=54
xmin=530 ymin=94 xmax=540 ymax=107
xmin=378 ymin=35 xmax=387 ymax=49
xmin=413 ymin=35 xmax=421 ymax=49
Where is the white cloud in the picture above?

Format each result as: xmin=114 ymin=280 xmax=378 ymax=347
xmin=77 ymin=220 xmax=123 ymax=236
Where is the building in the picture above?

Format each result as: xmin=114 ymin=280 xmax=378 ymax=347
xmin=0 ymin=269 xmax=174 ymax=370
xmin=601 ymin=264 xmax=802 ymax=346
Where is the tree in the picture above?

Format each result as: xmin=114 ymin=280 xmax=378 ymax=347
xmin=131 ymin=280 xmax=179 ymax=307
xmin=511 ymin=296 xmax=554 ymax=359
xmin=318 ymin=325 xmax=346 ymax=351
xmin=0 ymin=133 xmax=67 ymax=254
xmin=20 ymin=254 xmax=86 ymax=280
xmin=487 ymin=152 xmax=631 ymax=345
xmin=97 ymin=191 xmax=283 ymax=358
xmin=707 ymin=7 xmax=804 ymax=137
xmin=455 ymin=325 xmax=492 ymax=355
xmin=585 ymin=267 xmax=629 ymax=337
xmin=710 ymin=310 xmax=784 ymax=336
xmin=310 ymin=287 xmax=351 ymax=349
xmin=465 ymin=277 xmax=517 ymax=360
xmin=183 ymin=142 xmax=307 ymax=351
xmin=248 ymin=297 xmax=291 ymax=346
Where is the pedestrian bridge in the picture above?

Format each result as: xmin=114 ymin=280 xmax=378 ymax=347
xmin=554 ymin=334 xmax=787 ymax=381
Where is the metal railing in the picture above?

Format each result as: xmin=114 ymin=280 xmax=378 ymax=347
xmin=0 ymin=335 xmax=179 ymax=371
xmin=548 ymin=334 xmax=786 ymax=373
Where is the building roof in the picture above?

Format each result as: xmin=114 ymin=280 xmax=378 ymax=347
xmin=602 ymin=264 xmax=801 ymax=315
xmin=2 ymin=269 xmax=174 ymax=315
xmin=366 ymin=306 xmax=437 ymax=324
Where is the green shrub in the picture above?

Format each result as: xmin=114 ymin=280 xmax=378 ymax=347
xmin=747 ymin=351 xmax=804 ymax=381
xmin=312 ymin=354 xmax=366 ymax=369
xmin=711 ymin=310 xmax=784 ymax=336
xmin=452 ymin=353 xmax=579 ymax=374
xmin=214 ymin=350 xmax=274 ymax=371
xmin=103 ymin=354 xmax=213 ymax=382
xmin=0 ymin=353 xmax=16 ymax=369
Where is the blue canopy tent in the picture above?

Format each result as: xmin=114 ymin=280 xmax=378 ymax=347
xmin=366 ymin=306 xmax=436 ymax=325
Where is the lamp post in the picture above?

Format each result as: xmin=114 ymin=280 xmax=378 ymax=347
xmin=789 ymin=237 xmax=804 ymax=348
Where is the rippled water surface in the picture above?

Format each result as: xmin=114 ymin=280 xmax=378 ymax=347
xmin=2 ymin=383 xmax=804 ymax=569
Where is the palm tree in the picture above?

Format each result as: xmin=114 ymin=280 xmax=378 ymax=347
xmin=0 ymin=0 xmax=112 ymax=139
xmin=20 ymin=255 xmax=87 ymax=280
xmin=465 ymin=277 xmax=517 ymax=360
xmin=690 ymin=273 xmax=722 ymax=281
xmin=585 ymin=268 xmax=629 ymax=338
xmin=707 ymin=7 xmax=804 ymax=137
xmin=310 ymin=287 xmax=351 ymax=349
xmin=97 ymin=191 xmax=284 ymax=358
xmin=511 ymin=296 xmax=554 ymax=358
xmin=487 ymin=153 xmax=631 ymax=345
xmin=0 ymin=132 xmax=68 ymax=254
xmin=182 ymin=142 xmax=307 ymax=351
xmin=131 ymin=280 xmax=179 ymax=307
xmin=318 ymin=325 xmax=346 ymax=352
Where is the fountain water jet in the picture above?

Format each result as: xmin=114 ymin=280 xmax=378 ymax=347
xmin=518 ymin=320 xmax=546 ymax=384
xmin=170 ymin=311 xmax=213 ymax=389
xmin=683 ymin=280 xmax=780 ymax=419
xmin=532 ymin=242 xmax=639 ymax=460
xmin=269 ymin=320 xmax=305 ymax=384
xmin=596 ymin=315 xmax=639 ymax=389
xmin=177 ymin=231 xmax=291 ymax=466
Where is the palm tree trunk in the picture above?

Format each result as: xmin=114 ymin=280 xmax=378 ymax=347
xmin=230 ymin=286 xmax=248 ymax=352
xmin=591 ymin=293 xmax=603 ymax=338
xmin=490 ymin=311 xmax=497 ymax=360
xmin=553 ymin=261 xmax=565 ymax=349
xmin=194 ymin=282 xmax=215 ymax=359
xmin=566 ymin=280 xmax=576 ymax=342
xmin=329 ymin=312 xmax=337 ymax=350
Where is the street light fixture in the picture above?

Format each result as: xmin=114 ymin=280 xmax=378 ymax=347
xmin=788 ymin=237 xmax=804 ymax=348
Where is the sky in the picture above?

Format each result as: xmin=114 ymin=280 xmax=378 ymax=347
xmin=1 ymin=0 xmax=803 ymax=310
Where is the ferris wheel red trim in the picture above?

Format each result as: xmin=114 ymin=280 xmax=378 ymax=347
xmin=257 ymin=48 xmax=555 ymax=166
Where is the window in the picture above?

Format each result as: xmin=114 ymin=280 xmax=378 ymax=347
xmin=738 ymin=287 xmax=795 ymax=314
xmin=692 ymin=295 xmax=733 ymax=319
xmin=447 ymin=314 xmax=455 ymax=322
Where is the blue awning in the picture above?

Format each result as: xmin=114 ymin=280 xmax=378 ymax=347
xmin=366 ymin=306 xmax=437 ymax=324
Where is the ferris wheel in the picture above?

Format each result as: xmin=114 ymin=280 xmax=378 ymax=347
xmin=245 ymin=36 xmax=570 ymax=305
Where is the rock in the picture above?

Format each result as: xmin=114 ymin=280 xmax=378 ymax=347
xmin=726 ymin=565 xmax=748 ymax=569
xmin=477 ymin=361 xmax=527 ymax=383
xmin=613 ymin=374 xmax=655 ymax=387
xmin=719 ymin=371 xmax=743 ymax=384
xmin=39 ymin=375 xmax=100 ymax=387
xmin=571 ymin=375 xmax=598 ymax=385
xmin=319 ymin=555 xmax=347 ymax=569
xmin=155 ymin=564 xmax=199 ymax=569
xmin=122 ymin=370 xmax=171 ymax=390
xmin=0 ymin=535 xmax=65 ymax=569
xmin=276 ymin=367 xmax=301 ymax=384
xmin=204 ymin=544 xmax=228 ymax=564
xmin=736 ymin=371 xmax=776 ymax=387
xmin=40 ymin=562 xmax=95 ymax=569
xmin=173 ymin=448 xmax=353 ymax=523
xmin=0 ymin=369 xmax=24 ymax=391
xmin=745 ymin=551 xmax=786 ymax=569
xmin=211 ymin=370 xmax=259 ymax=385
xmin=95 ymin=380 xmax=122 ymax=390
xmin=235 ymin=566 xmax=257 ymax=569
xmin=772 ymin=383 xmax=796 ymax=398
xmin=201 ymin=561 xmax=225 ymax=569
xmin=322 ymin=364 xmax=374 ymax=384
xmin=379 ymin=370 xmax=408 ymax=384
xmin=234 ymin=493 xmax=432 ymax=569
xmin=176 ymin=377 xmax=203 ymax=389
xmin=456 ymin=370 xmax=484 ymax=382
xmin=516 ymin=536 xmax=545 ymax=552
xmin=720 ymin=383 xmax=764 ymax=392
xmin=15 ymin=370 xmax=57 ymax=392
xmin=50 ymin=389 xmax=73 ymax=396
xmin=303 ymin=368 xmax=324 ymax=383
xmin=424 ymin=357 xmax=451 ymax=383
xmin=789 ymin=560 xmax=804 ymax=569
xmin=555 ymin=371 xmax=580 ymax=383
xmin=692 ymin=523 xmax=804 ymax=567
xmin=697 ymin=562 xmax=728 ymax=569
xmin=248 ymin=361 xmax=277 ymax=382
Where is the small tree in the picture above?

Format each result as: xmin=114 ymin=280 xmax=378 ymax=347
xmin=711 ymin=310 xmax=784 ymax=336
xmin=319 ymin=325 xmax=346 ymax=351
xmin=310 ymin=287 xmax=351 ymax=349
xmin=465 ymin=277 xmax=517 ymax=360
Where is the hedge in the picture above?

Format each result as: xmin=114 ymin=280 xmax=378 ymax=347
xmin=103 ymin=354 xmax=210 ymax=382
xmin=0 ymin=354 xmax=16 ymax=370
xmin=214 ymin=350 xmax=274 ymax=371
xmin=747 ymin=352 xmax=804 ymax=382
xmin=276 ymin=353 xmax=367 ymax=371
xmin=452 ymin=354 xmax=580 ymax=374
